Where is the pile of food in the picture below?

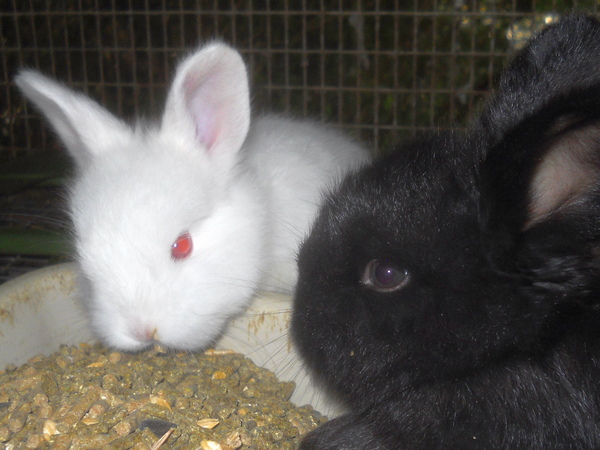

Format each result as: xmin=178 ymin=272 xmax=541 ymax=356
xmin=0 ymin=344 xmax=326 ymax=449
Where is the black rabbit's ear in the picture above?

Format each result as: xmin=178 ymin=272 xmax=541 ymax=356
xmin=478 ymin=16 xmax=600 ymax=257
xmin=479 ymin=15 xmax=600 ymax=145
xmin=480 ymin=88 xmax=600 ymax=264
xmin=526 ymin=115 xmax=600 ymax=227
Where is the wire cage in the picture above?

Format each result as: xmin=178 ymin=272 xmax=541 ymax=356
xmin=1 ymin=0 xmax=599 ymax=281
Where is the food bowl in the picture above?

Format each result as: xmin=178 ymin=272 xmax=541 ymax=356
xmin=0 ymin=263 xmax=340 ymax=417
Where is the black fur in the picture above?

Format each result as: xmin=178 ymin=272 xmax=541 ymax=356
xmin=292 ymin=15 xmax=600 ymax=449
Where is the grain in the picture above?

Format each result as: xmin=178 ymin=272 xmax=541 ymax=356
xmin=0 ymin=344 xmax=326 ymax=448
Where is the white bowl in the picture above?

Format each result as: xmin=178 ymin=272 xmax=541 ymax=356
xmin=0 ymin=263 xmax=340 ymax=416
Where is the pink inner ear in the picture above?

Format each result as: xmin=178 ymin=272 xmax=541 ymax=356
xmin=184 ymin=76 xmax=220 ymax=152
xmin=190 ymin=97 xmax=220 ymax=151
xmin=527 ymin=122 xmax=600 ymax=227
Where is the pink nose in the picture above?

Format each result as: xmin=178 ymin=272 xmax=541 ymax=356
xmin=133 ymin=326 xmax=158 ymax=343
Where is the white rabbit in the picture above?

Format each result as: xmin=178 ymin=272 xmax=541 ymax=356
xmin=15 ymin=42 xmax=370 ymax=352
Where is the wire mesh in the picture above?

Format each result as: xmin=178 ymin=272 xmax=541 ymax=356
xmin=3 ymin=0 xmax=598 ymax=155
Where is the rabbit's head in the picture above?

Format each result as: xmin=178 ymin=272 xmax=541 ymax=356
xmin=16 ymin=42 xmax=268 ymax=351
xmin=292 ymin=15 xmax=600 ymax=407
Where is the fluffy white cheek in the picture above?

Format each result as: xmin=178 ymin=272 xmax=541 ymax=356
xmin=154 ymin=267 xmax=261 ymax=350
xmin=151 ymin=198 xmax=267 ymax=349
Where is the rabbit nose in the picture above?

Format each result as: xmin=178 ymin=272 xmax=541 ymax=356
xmin=134 ymin=326 xmax=159 ymax=343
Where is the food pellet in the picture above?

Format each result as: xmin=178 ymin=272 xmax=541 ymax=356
xmin=0 ymin=344 xmax=326 ymax=448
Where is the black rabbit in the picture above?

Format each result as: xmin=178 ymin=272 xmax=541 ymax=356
xmin=292 ymin=14 xmax=600 ymax=449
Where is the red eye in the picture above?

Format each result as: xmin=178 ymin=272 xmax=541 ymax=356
xmin=171 ymin=232 xmax=193 ymax=260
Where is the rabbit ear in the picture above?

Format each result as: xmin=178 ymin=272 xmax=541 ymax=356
xmin=479 ymin=16 xmax=600 ymax=246
xmin=14 ymin=70 xmax=132 ymax=167
xmin=161 ymin=41 xmax=250 ymax=167
xmin=526 ymin=115 xmax=600 ymax=226
xmin=481 ymin=88 xmax=600 ymax=249
xmin=479 ymin=15 xmax=600 ymax=146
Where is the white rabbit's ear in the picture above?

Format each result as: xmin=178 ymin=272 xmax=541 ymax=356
xmin=14 ymin=70 xmax=132 ymax=167
xmin=161 ymin=42 xmax=250 ymax=164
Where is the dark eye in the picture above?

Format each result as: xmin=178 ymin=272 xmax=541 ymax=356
xmin=361 ymin=260 xmax=409 ymax=292
xmin=171 ymin=232 xmax=193 ymax=260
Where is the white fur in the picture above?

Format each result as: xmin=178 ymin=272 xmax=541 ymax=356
xmin=15 ymin=42 xmax=370 ymax=351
